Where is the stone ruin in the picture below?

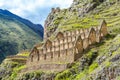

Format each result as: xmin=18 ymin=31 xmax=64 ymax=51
xmin=26 ymin=20 xmax=108 ymax=72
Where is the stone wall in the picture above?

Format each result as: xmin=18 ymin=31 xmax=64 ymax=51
xmin=22 ymin=64 xmax=69 ymax=72
xmin=27 ymin=20 xmax=108 ymax=71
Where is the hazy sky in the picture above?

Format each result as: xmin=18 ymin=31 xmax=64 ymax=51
xmin=0 ymin=0 xmax=73 ymax=26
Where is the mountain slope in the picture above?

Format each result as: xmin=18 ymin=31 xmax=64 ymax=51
xmin=0 ymin=10 xmax=43 ymax=63
xmin=44 ymin=0 xmax=120 ymax=39
xmin=0 ymin=9 xmax=44 ymax=38
xmin=0 ymin=0 xmax=120 ymax=80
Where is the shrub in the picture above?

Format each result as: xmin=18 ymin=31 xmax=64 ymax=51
xmin=88 ymin=62 xmax=98 ymax=73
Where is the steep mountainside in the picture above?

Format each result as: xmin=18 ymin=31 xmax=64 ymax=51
xmin=1 ymin=34 xmax=119 ymax=80
xmin=0 ymin=9 xmax=44 ymax=37
xmin=44 ymin=0 xmax=120 ymax=40
xmin=0 ymin=0 xmax=120 ymax=80
xmin=0 ymin=10 xmax=43 ymax=63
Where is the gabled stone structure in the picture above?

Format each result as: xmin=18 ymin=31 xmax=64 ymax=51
xmin=26 ymin=20 xmax=108 ymax=72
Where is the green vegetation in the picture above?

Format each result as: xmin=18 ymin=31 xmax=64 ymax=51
xmin=88 ymin=62 xmax=98 ymax=73
xmin=116 ymin=76 xmax=120 ymax=80
xmin=0 ymin=52 xmax=29 ymax=80
xmin=17 ymin=51 xmax=30 ymax=57
xmin=1 ymin=0 xmax=120 ymax=80
xmin=54 ymin=33 xmax=120 ymax=80
xmin=0 ymin=13 xmax=42 ymax=63
xmin=55 ymin=69 xmax=73 ymax=80
xmin=9 ymin=65 xmax=26 ymax=80
xmin=75 ymin=70 xmax=87 ymax=80
xmin=16 ymin=71 xmax=44 ymax=80
xmin=47 ymin=0 xmax=120 ymax=39
xmin=5 ymin=33 xmax=118 ymax=80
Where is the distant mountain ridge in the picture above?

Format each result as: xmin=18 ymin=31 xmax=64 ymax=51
xmin=0 ymin=9 xmax=43 ymax=63
xmin=0 ymin=9 xmax=44 ymax=38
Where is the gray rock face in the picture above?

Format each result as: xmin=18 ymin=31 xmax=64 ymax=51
xmin=78 ymin=3 xmax=97 ymax=17
xmin=44 ymin=7 xmax=62 ymax=40
xmin=110 ymin=54 xmax=120 ymax=62
xmin=90 ymin=64 xmax=120 ymax=80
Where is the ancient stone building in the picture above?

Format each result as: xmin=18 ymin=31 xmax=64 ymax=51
xmin=26 ymin=20 xmax=108 ymax=72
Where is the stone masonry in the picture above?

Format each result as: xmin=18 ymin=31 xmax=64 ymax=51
xmin=26 ymin=20 xmax=108 ymax=72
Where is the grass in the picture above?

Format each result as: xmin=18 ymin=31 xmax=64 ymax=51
xmin=10 ymin=1 xmax=120 ymax=80
xmin=9 ymin=65 xmax=26 ymax=80
xmin=0 ymin=13 xmax=42 ymax=63
xmin=47 ymin=0 xmax=120 ymax=38
xmin=88 ymin=62 xmax=98 ymax=74
xmin=75 ymin=70 xmax=87 ymax=80
xmin=16 ymin=70 xmax=44 ymax=80
xmin=54 ymin=33 xmax=120 ymax=80
xmin=1 ymin=0 xmax=120 ymax=80
xmin=55 ymin=69 xmax=73 ymax=80
xmin=116 ymin=76 xmax=120 ymax=80
xmin=17 ymin=51 xmax=30 ymax=57
xmin=0 ymin=51 xmax=29 ymax=79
